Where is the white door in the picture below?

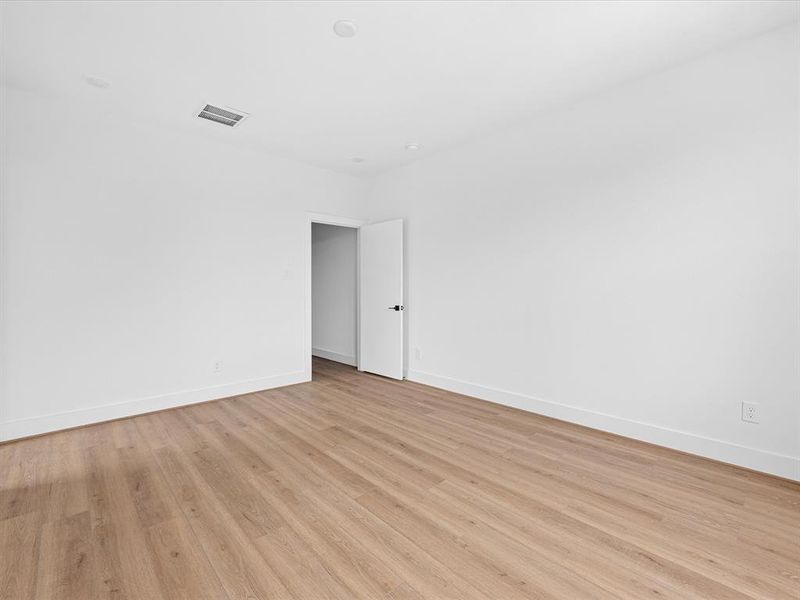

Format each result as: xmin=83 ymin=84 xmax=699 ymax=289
xmin=359 ymin=219 xmax=404 ymax=379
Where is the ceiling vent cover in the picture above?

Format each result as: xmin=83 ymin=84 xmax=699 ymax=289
xmin=197 ymin=104 xmax=248 ymax=127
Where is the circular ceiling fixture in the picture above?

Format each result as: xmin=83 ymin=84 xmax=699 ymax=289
xmin=351 ymin=157 xmax=365 ymax=163
xmin=405 ymin=143 xmax=421 ymax=151
xmin=333 ymin=20 xmax=357 ymax=38
xmin=84 ymin=75 xmax=111 ymax=89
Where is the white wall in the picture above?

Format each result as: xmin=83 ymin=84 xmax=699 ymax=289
xmin=365 ymin=26 xmax=800 ymax=480
xmin=312 ymin=223 xmax=358 ymax=366
xmin=3 ymin=28 xmax=798 ymax=481
xmin=0 ymin=86 xmax=367 ymax=440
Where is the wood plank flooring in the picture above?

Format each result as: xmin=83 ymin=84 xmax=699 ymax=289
xmin=2 ymin=357 xmax=799 ymax=599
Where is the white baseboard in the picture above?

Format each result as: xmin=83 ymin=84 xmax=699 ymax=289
xmin=407 ymin=369 xmax=800 ymax=481
xmin=312 ymin=347 xmax=357 ymax=367
xmin=0 ymin=371 xmax=308 ymax=442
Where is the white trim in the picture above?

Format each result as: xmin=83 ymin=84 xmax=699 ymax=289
xmin=407 ymin=369 xmax=800 ymax=481
xmin=0 ymin=371 xmax=307 ymax=442
xmin=306 ymin=212 xmax=365 ymax=378
xmin=312 ymin=347 xmax=357 ymax=367
xmin=307 ymin=212 xmax=364 ymax=228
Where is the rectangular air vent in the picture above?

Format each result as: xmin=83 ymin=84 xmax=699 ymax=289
xmin=196 ymin=104 xmax=248 ymax=127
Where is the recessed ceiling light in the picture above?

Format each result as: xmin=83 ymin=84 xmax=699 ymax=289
xmin=405 ymin=143 xmax=421 ymax=151
xmin=85 ymin=75 xmax=111 ymax=89
xmin=351 ymin=157 xmax=365 ymax=163
xmin=333 ymin=20 xmax=357 ymax=38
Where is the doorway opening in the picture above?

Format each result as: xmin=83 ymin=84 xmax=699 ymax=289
xmin=311 ymin=221 xmax=359 ymax=379
xmin=305 ymin=212 xmax=405 ymax=382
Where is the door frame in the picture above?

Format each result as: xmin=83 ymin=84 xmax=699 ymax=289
xmin=305 ymin=212 xmax=365 ymax=380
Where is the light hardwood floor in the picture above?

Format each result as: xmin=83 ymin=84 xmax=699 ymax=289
xmin=2 ymin=358 xmax=799 ymax=599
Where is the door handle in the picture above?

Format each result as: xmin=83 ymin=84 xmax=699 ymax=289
xmin=387 ymin=305 xmax=404 ymax=311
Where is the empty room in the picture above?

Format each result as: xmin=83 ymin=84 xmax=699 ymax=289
xmin=1 ymin=1 xmax=799 ymax=599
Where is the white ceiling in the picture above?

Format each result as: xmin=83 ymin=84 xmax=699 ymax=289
xmin=2 ymin=1 xmax=797 ymax=177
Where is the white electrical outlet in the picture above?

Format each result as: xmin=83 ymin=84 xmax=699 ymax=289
xmin=414 ymin=348 xmax=421 ymax=361
xmin=741 ymin=402 xmax=759 ymax=423
xmin=214 ymin=360 xmax=223 ymax=373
